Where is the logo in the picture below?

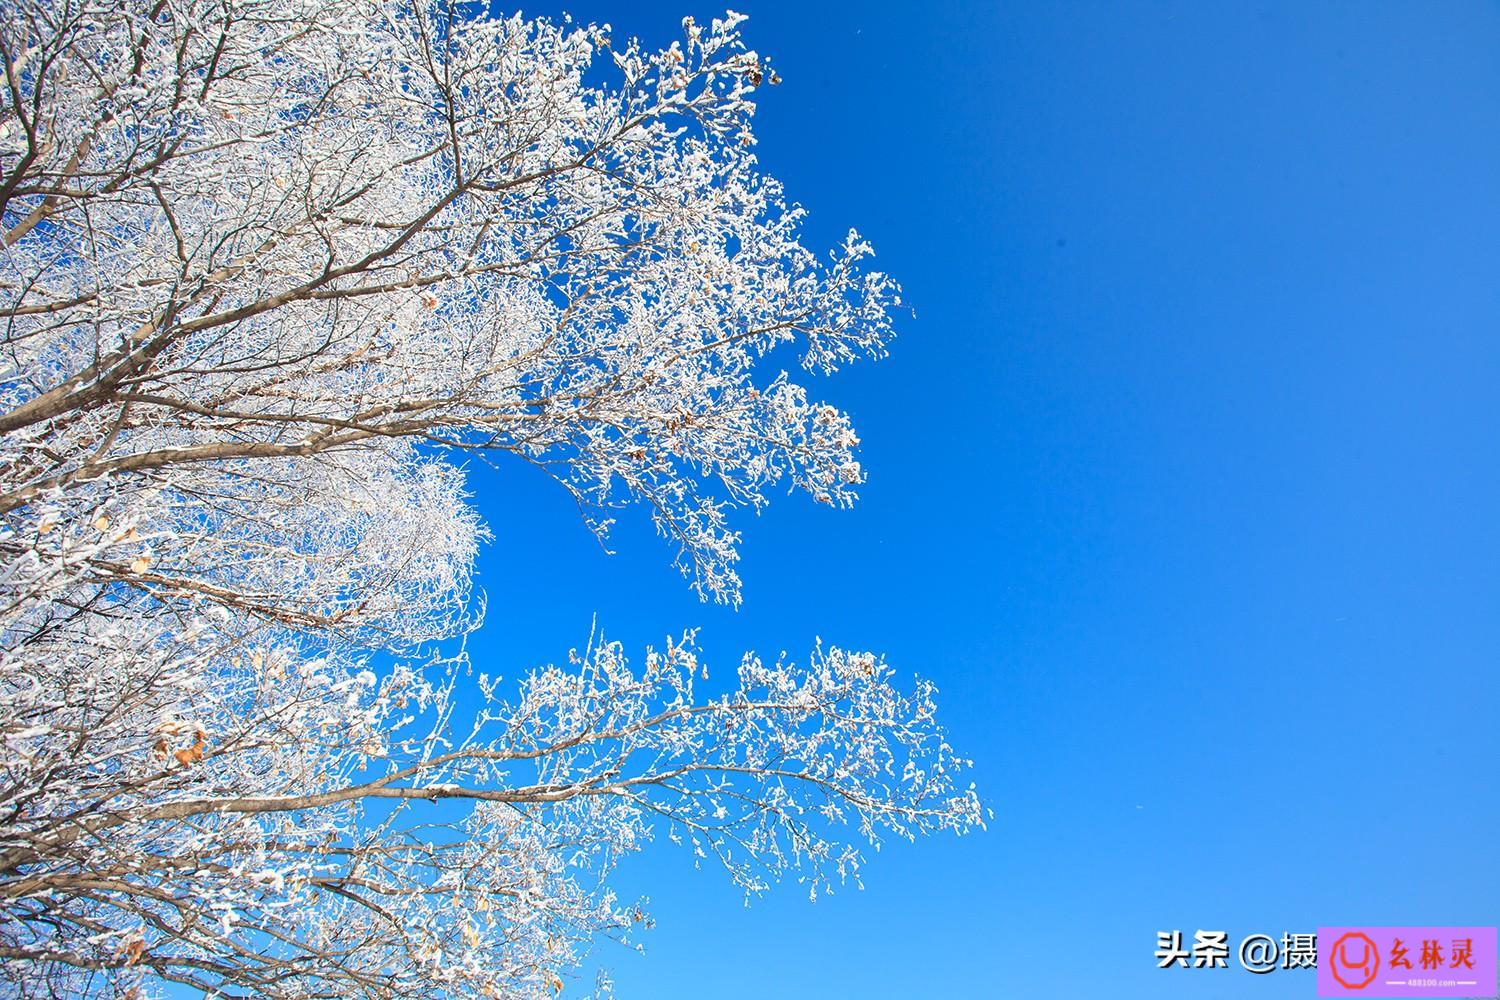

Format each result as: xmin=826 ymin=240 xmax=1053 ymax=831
xmin=1330 ymin=932 xmax=1380 ymax=989
xmin=1318 ymin=927 xmax=1497 ymax=997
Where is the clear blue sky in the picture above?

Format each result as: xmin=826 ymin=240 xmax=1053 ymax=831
xmin=469 ymin=3 xmax=1500 ymax=997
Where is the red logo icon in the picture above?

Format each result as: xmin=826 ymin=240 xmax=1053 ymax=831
xmin=1331 ymin=932 xmax=1381 ymax=990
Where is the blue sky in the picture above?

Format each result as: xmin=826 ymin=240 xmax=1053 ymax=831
xmin=469 ymin=3 xmax=1500 ymax=997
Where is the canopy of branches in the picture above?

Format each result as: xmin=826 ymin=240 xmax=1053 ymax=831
xmin=0 ymin=3 xmax=980 ymax=997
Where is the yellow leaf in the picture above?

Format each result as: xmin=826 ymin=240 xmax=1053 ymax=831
xmin=172 ymin=730 xmax=207 ymax=767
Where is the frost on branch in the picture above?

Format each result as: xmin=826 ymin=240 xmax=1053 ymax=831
xmin=0 ymin=0 xmax=897 ymax=605
xmin=0 ymin=630 xmax=980 ymax=997
xmin=495 ymin=635 xmax=982 ymax=898
xmin=0 ymin=2 xmax=974 ymax=997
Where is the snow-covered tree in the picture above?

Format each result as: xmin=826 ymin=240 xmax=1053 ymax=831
xmin=0 ymin=2 xmax=981 ymax=996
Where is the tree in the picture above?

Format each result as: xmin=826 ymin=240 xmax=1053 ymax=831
xmin=0 ymin=2 xmax=981 ymax=996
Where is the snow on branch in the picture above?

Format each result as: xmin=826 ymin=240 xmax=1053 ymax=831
xmin=0 ymin=2 xmax=974 ymax=996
